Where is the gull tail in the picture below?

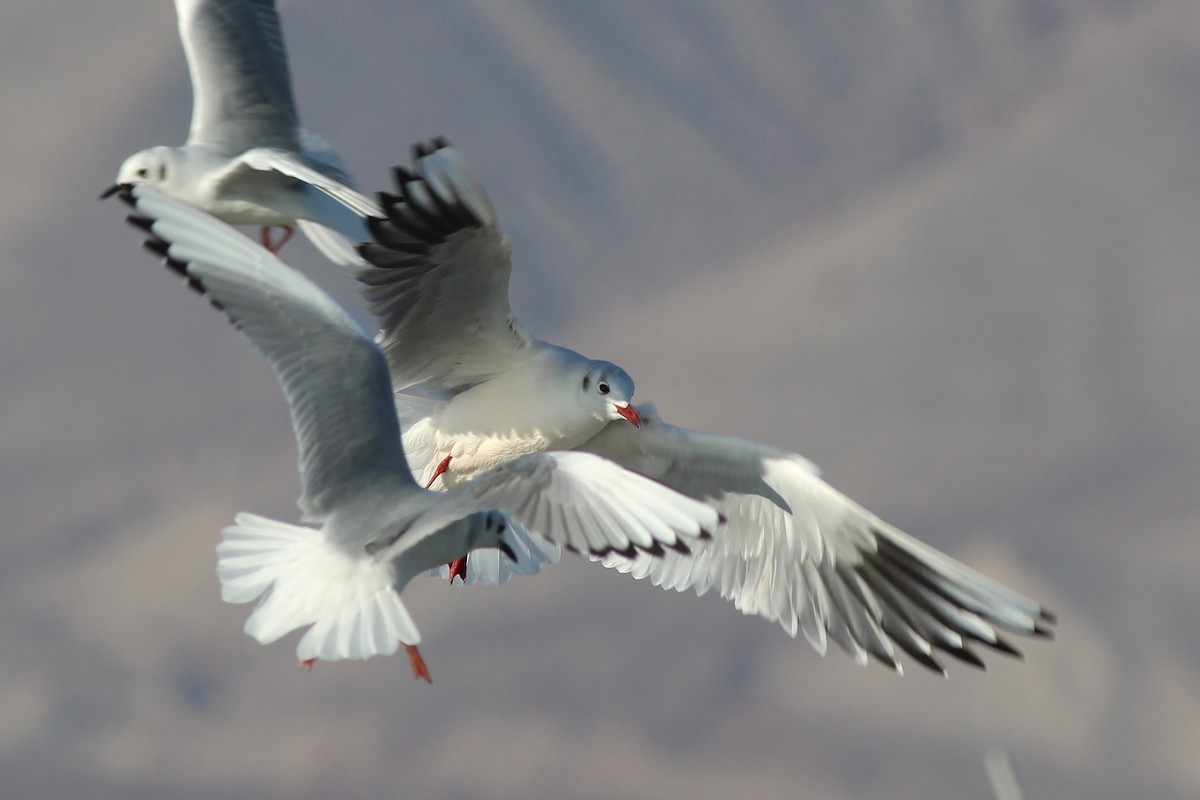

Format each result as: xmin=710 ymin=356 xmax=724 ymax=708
xmin=216 ymin=513 xmax=420 ymax=662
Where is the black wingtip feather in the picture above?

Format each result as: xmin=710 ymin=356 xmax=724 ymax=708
xmin=397 ymin=166 xmax=418 ymax=182
xmin=164 ymin=257 xmax=189 ymax=279
xmin=608 ymin=544 xmax=638 ymax=560
xmin=940 ymin=642 xmax=987 ymax=670
xmin=906 ymin=647 xmax=948 ymax=676
xmin=876 ymin=612 xmax=948 ymax=675
xmin=380 ymin=144 xmax=489 ymax=245
xmin=400 ymin=183 xmax=456 ymax=233
xmin=666 ymin=537 xmax=692 ymax=555
xmin=127 ymin=214 xmax=155 ymax=233
xmin=152 ymin=248 xmax=208 ymax=298
xmin=142 ymin=237 xmax=170 ymax=259
xmin=423 ymin=179 xmax=476 ymax=231
xmin=875 ymin=537 xmax=1021 ymax=637
xmin=641 ymin=541 xmax=665 ymax=559
xmin=365 ymin=215 xmax=388 ymax=240
xmin=986 ymin=635 xmax=1024 ymax=659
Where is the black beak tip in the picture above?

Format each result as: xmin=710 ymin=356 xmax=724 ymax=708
xmin=99 ymin=183 xmax=123 ymax=201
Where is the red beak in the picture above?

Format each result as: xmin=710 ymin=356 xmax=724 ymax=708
xmin=614 ymin=403 xmax=641 ymax=428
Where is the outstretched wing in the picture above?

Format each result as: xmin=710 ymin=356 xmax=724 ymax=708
xmin=122 ymin=185 xmax=416 ymax=520
xmin=356 ymin=138 xmax=540 ymax=395
xmin=178 ymin=0 xmax=300 ymax=153
xmin=583 ymin=405 xmax=1055 ymax=675
xmin=391 ymin=451 xmax=719 ymax=561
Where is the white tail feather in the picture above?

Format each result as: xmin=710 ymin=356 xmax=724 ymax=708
xmin=216 ymin=513 xmax=420 ymax=660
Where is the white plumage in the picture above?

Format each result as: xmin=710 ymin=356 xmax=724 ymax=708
xmin=104 ymin=0 xmax=369 ymax=266
xmin=340 ymin=139 xmax=1056 ymax=675
xmin=119 ymin=185 xmax=718 ymax=673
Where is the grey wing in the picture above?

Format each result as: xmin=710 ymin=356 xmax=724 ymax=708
xmin=356 ymin=138 xmax=539 ymax=395
xmin=122 ymin=186 xmax=415 ymax=519
xmin=177 ymin=0 xmax=300 ymax=153
xmin=582 ymin=405 xmax=1056 ymax=675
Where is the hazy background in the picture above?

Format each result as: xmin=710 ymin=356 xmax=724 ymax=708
xmin=2 ymin=0 xmax=1197 ymax=796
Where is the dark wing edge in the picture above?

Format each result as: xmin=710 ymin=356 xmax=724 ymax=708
xmin=584 ymin=405 xmax=1055 ymax=675
xmin=355 ymin=138 xmax=536 ymax=393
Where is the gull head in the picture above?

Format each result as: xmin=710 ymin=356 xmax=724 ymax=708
xmin=102 ymin=147 xmax=178 ymax=199
xmin=392 ymin=510 xmax=515 ymax=590
xmin=466 ymin=510 xmax=517 ymax=562
xmin=578 ymin=361 xmax=640 ymax=428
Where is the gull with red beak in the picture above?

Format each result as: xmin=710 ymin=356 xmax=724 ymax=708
xmin=325 ymin=139 xmax=1056 ymax=676
xmin=116 ymin=185 xmax=718 ymax=679
xmin=397 ymin=340 xmax=646 ymax=583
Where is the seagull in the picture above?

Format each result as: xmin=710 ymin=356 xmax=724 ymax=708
xmin=117 ymin=184 xmax=718 ymax=680
xmin=102 ymin=0 xmax=369 ymax=266
xmin=342 ymin=138 xmax=1055 ymax=675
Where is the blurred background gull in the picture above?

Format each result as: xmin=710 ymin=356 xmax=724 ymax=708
xmin=1 ymin=0 xmax=1197 ymax=797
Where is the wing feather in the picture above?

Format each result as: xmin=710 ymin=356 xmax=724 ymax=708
xmin=178 ymin=0 xmax=299 ymax=152
xmin=123 ymin=186 xmax=415 ymax=520
xmin=388 ymin=451 xmax=717 ymax=562
xmin=584 ymin=404 xmax=1054 ymax=674
xmin=355 ymin=139 xmax=539 ymax=394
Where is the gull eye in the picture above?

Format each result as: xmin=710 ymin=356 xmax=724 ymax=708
xmin=598 ymin=382 xmax=610 ymax=395
xmin=136 ymin=168 xmax=148 ymax=179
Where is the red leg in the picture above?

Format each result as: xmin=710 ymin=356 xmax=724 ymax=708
xmin=424 ymin=455 xmax=452 ymax=489
xmin=422 ymin=454 xmax=464 ymax=583
xmin=406 ymin=644 xmax=432 ymax=683
xmin=260 ymin=225 xmax=296 ymax=253
xmin=299 ymin=658 xmax=315 ymax=671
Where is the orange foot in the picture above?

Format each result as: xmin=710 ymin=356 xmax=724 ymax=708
xmin=447 ymin=556 xmax=468 ymax=585
xmin=299 ymin=658 xmax=315 ymax=671
xmin=406 ymin=644 xmax=432 ymax=683
xmin=260 ymin=224 xmax=295 ymax=253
